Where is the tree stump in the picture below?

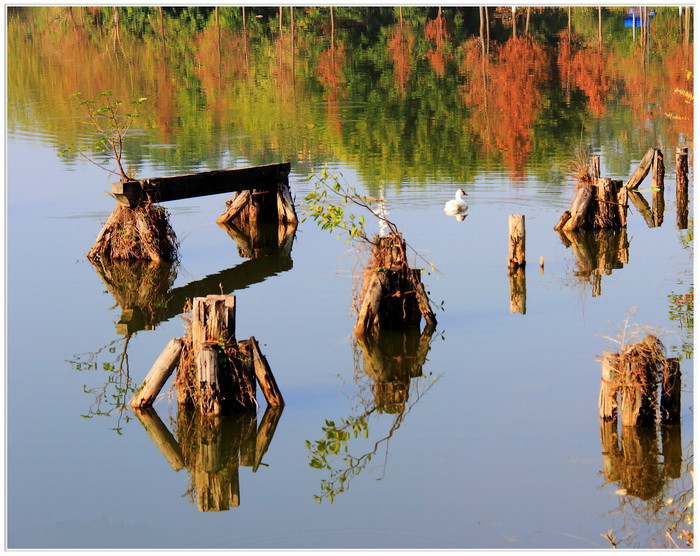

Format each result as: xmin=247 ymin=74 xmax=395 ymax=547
xmin=354 ymin=233 xmax=436 ymax=335
xmin=87 ymin=203 xmax=178 ymax=263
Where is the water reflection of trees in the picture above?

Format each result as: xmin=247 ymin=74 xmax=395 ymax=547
xmin=306 ymin=328 xmax=440 ymax=503
xmin=9 ymin=7 xmax=692 ymax=189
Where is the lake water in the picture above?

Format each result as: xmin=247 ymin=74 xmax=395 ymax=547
xmin=6 ymin=7 xmax=694 ymax=549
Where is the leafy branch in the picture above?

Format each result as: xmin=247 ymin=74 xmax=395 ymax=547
xmin=302 ymin=167 xmax=439 ymax=275
xmin=58 ymin=90 xmax=147 ymax=181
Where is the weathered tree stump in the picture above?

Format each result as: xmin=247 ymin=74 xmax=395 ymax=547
xmin=87 ymin=203 xmax=178 ymax=263
xmin=217 ymin=174 xmax=298 ymax=227
xmin=597 ymin=335 xmax=679 ymax=428
xmin=354 ymin=233 xmax=436 ymax=336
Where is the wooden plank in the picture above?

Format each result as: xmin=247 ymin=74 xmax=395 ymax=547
xmin=113 ymin=163 xmax=291 ymax=208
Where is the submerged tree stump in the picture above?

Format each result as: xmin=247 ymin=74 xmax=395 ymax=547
xmin=598 ymin=335 xmax=680 ymax=428
xmin=354 ymin=233 xmax=436 ymax=336
xmin=132 ymin=295 xmax=282 ymax=415
xmin=87 ymin=203 xmax=178 ymax=263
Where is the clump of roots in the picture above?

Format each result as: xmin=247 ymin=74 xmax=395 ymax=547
xmin=87 ymin=203 xmax=179 ymax=263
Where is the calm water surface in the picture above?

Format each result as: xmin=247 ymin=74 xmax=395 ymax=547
xmin=6 ymin=7 xmax=694 ymax=549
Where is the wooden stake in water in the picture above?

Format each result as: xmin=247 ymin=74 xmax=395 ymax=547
xmin=507 ymin=214 xmax=526 ymax=270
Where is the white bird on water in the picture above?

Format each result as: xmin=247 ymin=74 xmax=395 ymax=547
xmin=443 ymin=188 xmax=468 ymax=215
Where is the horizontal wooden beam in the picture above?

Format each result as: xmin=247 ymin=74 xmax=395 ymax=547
xmin=112 ymin=162 xmax=291 ymax=208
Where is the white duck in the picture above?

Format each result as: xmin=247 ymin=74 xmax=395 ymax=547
xmin=443 ymin=188 xmax=468 ymax=215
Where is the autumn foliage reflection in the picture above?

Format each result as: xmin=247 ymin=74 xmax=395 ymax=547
xmin=388 ymin=23 xmax=415 ymax=99
xmin=424 ymin=9 xmax=451 ymax=77
xmin=461 ymin=37 xmax=548 ymax=178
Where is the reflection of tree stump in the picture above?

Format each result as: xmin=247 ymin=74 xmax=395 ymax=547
xmin=177 ymin=407 xmax=258 ymax=512
xmin=619 ymin=426 xmax=663 ymax=500
xmin=87 ymin=203 xmax=178 ymax=263
xmin=90 ymin=258 xmax=176 ymax=334
xmin=354 ymin=233 xmax=436 ymax=335
xmin=356 ymin=327 xmax=434 ymax=413
xmin=219 ymin=220 xmax=296 ymax=260
xmin=559 ymin=228 xmax=629 ymax=297
xmin=661 ymin=425 xmax=682 ymax=479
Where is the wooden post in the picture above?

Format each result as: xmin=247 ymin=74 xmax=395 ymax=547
xmin=676 ymin=147 xmax=689 ymax=230
xmin=507 ymin=214 xmax=526 ymax=269
xmin=590 ymin=155 xmax=601 ymax=182
xmin=616 ymin=181 xmax=628 ymax=227
xmin=189 ymin=295 xmax=257 ymax=414
xmin=660 ymin=358 xmax=681 ymax=424
xmin=197 ymin=345 xmax=223 ymax=415
xmin=130 ymin=337 xmax=183 ymax=407
xmin=599 ymin=352 xmax=620 ymax=421
xmin=192 ymin=295 xmax=236 ymax=353
xmin=593 ymin=178 xmax=619 ymax=229
xmin=249 ymin=337 xmax=284 ymax=406
xmin=624 ymin=148 xmax=655 ymax=190
xmin=619 ymin=343 xmax=659 ymax=428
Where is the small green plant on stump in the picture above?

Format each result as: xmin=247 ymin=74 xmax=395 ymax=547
xmin=59 ymin=91 xmax=179 ymax=263
xmin=59 ymin=90 xmax=147 ymax=181
xmin=303 ymin=167 xmax=439 ymax=334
